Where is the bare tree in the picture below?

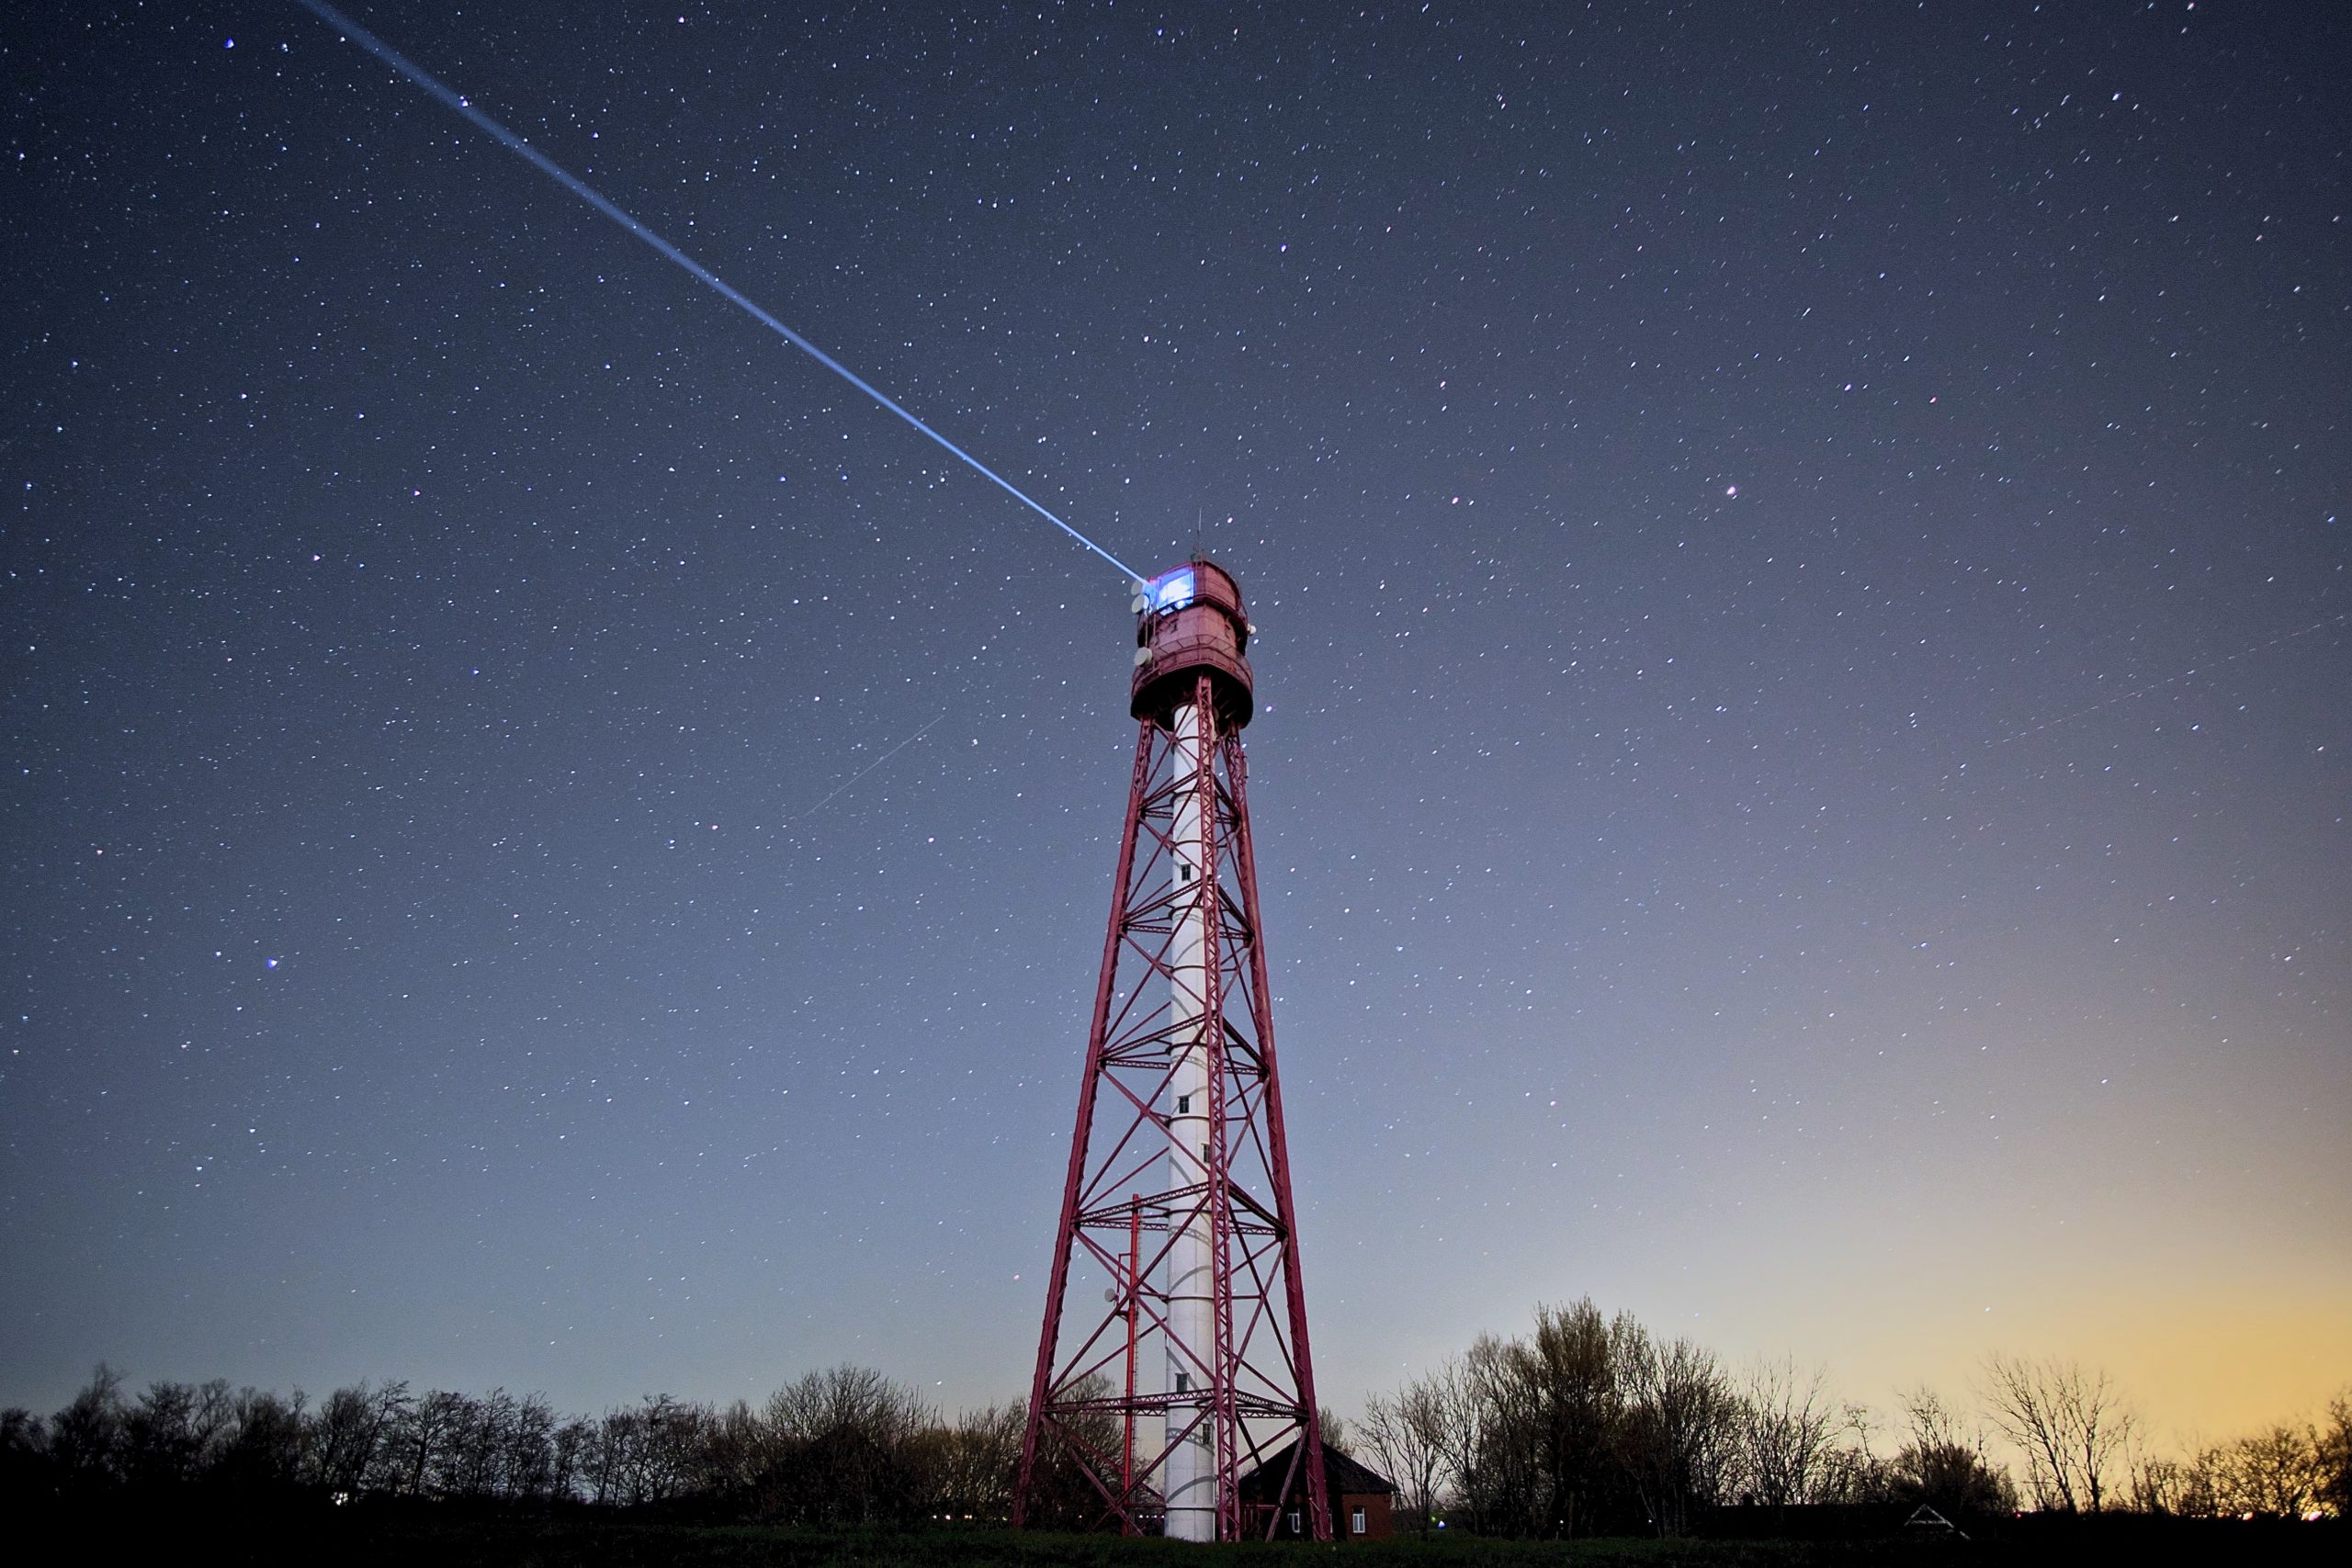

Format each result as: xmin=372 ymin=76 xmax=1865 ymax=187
xmin=580 ymin=1395 xmax=706 ymax=1507
xmin=925 ymin=1401 xmax=1023 ymax=1522
xmin=189 ymin=1379 xmax=237 ymax=1469
xmin=584 ymin=1403 xmax=637 ymax=1506
xmin=2206 ymin=1425 xmax=2324 ymax=1517
xmin=50 ymin=1365 xmax=127 ymax=1490
xmin=1888 ymin=1385 xmax=2017 ymax=1517
xmin=1007 ymin=1373 xmax=1126 ymax=1530
xmin=390 ymin=1389 xmax=468 ymax=1496
xmin=504 ymin=1392 xmax=559 ymax=1499
xmin=1526 ymin=1298 xmax=1635 ymax=1537
xmin=1358 ymin=1376 xmax=1450 ymax=1534
xmin=310 ymin=1384 xmax=385 ymax=1494
xmin=1414 ymin=1355 xmax=1488 ymax=1533
xmin=122 ymin=1381 xmax=202 ymax=1489
xmin=1618 ymin=1334 xmax=1738 ymax=1536
xmin=1980 ymin=1354 xmax=2132 ymax=1512
xmin=761 ymin=1366 xmax=932 ymax=1524
xmin=212 ymin=1386 xmax=311 ymax=1489
xmin=696 ymin=1398 xmax=769 ymax=1504
xmin=1736 ymin=1358 xmax=1837 ymax=1506
xmin=1316 ymin=1404 xmax=1350 ymax=1454
xmin=355 ymin=1382 xmax=415 ymax=1494
xmin=1805 ymin=1402 xmax=1891 ymax=1504
xmin=448 ymin=1389 xmax=513 ymax=1497
xmin=628 ymin=1394 xmax=707 ymax=1506
xmin=1460 ymin=1330 xmax=1545 ymax=1534
xmin=764 ymin=1364 xmax=932 ymax=1449
xmin=2317 ymin=1393 xmax=2352 ymax=1519
xmin=1 ymin=1407 xmax=51 ymax=1466
xmin=549 ymin=1416 xmax=594 ymax=1502
xmin=2171 ymin=1439 xmax=2226 ymax=1517
xmin=2123 ymin=1439 xmax=2187 ymax=1515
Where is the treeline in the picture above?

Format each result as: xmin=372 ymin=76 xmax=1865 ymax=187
xmin=1351 ymin=1299 xmax=2352 ymax=1538
xmin=6 ymin=1304 xmax=2347 ymax=1539
xmin=0 ymin=1363 xmax=1029 ymax=1525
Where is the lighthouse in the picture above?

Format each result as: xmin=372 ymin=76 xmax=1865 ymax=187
xmin=1013 ymin=560 xmax=1329 ymax=1541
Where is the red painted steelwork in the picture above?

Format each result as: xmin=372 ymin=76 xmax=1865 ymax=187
xmin=1122 ymin=1194 xmax=1140 ymax=1521
xmin=1012 ymin=562 xmax=1329 ymax=1541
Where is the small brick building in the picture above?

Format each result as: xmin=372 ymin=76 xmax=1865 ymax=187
xmin=1238 ymin=1438 xmax=1395 ymax=1540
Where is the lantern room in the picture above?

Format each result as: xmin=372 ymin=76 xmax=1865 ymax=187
xmin=1129 ymin=558 xmax=1254 ymax=729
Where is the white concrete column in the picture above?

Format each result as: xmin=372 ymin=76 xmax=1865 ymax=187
xmin=1162 ymin=700 xmax=1215 ymax=1540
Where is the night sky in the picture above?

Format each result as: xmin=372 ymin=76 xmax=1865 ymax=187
xmin=6 ymin=2 xmax=2346 ymax=1443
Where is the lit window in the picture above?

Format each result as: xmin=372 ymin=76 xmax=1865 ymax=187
xmin=1150 ymin=567 xmax=1197 ymax=613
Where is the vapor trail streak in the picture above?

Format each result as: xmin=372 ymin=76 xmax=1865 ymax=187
xmin=290 ymin=0 xmax=1147 ymax=586
xmin=784 ymin=712 xmax=947 ymax=831
xmin=1986 ymin=610 xmax=2349 ymax=748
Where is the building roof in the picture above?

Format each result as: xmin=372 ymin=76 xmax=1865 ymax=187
xmin=1235 ymin=1437 xmax=1396 ymax=1503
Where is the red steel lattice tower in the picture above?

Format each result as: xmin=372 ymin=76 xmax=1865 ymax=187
xmin=1012 ymin=559 xmax=1329 ymax=1542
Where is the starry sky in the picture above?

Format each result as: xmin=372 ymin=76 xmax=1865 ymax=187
xmin=6 ymin=2 xmax=2346 ymax=1445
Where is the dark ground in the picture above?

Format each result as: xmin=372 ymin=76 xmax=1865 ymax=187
xmin=91 ymin=1502 xmax=2343 ymax=1568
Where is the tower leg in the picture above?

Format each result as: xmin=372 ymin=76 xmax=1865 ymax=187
xmin=1227 ymin=737 xmax=1331 ymax=1540
xmin=1013 ymin=723 xmax=1153 ymax=1530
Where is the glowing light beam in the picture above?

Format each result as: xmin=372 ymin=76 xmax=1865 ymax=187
xmin=290 ymin=0 xmax=1146 ymax=587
